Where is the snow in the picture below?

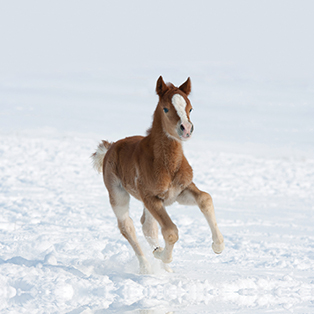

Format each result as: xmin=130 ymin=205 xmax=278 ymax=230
xmin=1 ymin=82 xmax=313 ymax=314
xmin=1 ymin=1 xmax=314 ymax=313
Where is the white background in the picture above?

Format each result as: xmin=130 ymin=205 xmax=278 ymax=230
xmin=0 ymin=1 xmax=314 ymax=313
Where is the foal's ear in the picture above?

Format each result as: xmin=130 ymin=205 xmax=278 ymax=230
xmin=179 ymin=77 xmax=191 ymax=96
xmin=156 ymin=76 xmax=169 ymax=97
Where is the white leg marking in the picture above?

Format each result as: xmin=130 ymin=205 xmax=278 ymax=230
xmin=110 ymin=187 xmax=152 ymax=274
xmin=137 ymin=255 xmax=152 ymax=274
xmin=153 ymin=244 xmax=174 ymax=264
xmin=177 ymin=187 xmax=225 ymax=254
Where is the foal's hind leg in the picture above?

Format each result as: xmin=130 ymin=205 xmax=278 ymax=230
xmin=107 ymin=184 xmax=151 ymax=274
xmin=177 ymin=182 xmax=225 ymax=254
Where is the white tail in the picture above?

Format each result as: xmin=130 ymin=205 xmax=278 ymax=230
xmin=91 ymin=140 xmax=112 ymax=173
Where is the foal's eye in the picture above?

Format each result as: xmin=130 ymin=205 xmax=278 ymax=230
xmin=163 ymin=108 xmax=169 ymax=113
xmin=189 ymin=108 xmax=193 ymax=113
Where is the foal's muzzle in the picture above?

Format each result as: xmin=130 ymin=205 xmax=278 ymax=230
xmin=179 ymin=121 xmax=194 ymax=140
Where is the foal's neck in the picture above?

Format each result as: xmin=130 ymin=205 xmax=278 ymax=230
xmin=148 ymin=127 xmax=183 ymax=174
xmin=145 ymin=106 xmax=185 ymax=174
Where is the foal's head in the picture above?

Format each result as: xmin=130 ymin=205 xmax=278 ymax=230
xmin=156 ymin=76 xmax=194 ymax=141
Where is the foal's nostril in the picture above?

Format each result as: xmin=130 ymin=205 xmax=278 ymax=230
xmin=180 ymin=124 xmax=185 ymax=131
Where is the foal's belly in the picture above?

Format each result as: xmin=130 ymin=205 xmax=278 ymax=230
xmin=124 ymin=183 xmax=183 ymax=207
xmin=125 ymin=184 xmax=141 ymax=201
xmin=158 ymin=185 xmax=183 ymax=206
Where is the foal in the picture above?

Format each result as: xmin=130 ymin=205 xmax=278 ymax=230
xmin=92 ymin=76 xmax=224 ymax=273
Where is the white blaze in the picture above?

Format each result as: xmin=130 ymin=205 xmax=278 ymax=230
xmin=171 ymin=94 xmax=188 ymax=123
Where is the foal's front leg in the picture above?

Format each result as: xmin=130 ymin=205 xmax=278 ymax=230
xmin=141 ymin=207 xmax=159 ymax=248
xmin=141 ymin=195 xmax=178 ymax=264
xmin=177 ymin=182 xmax=225 ymax=254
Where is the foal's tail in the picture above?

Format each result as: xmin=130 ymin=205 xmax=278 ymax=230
xmin=91 ymin=140 xmax=112 ymax=173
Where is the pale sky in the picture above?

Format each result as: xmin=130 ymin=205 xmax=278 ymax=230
xmin=1 ymin=0 xmax=314 ymax=80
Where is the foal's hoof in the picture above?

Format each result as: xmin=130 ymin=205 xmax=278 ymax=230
xmin=153 ymin=247 xmax=173 ymax=264
xmin=139 ymin=262 xmax=153 ymax=274
xmin=162 ymin=262 xmax=174 ymax=273
xmin=212 ymin=241 xmax=225 ymax=254
xmin=138 ymin=256 xmax=153 ymax=274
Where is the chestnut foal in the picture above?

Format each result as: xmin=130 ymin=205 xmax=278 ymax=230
xmin=92 ymin=76 xmax=224 ymax=273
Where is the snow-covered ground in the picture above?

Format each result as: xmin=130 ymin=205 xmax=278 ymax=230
xmin=1 ymin=71 xmax=313 ymax=313
xmin=1 ymin=1 xmax=314 ymax=313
